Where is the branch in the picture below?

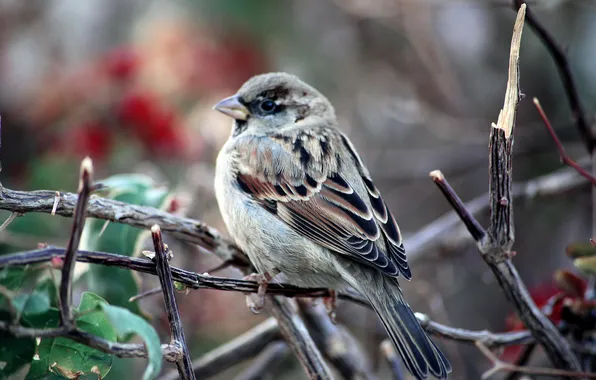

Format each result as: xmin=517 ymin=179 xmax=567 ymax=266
xmin=266 ymin=297 xmax=334 ymax=379
xmin=476 ymin=341 xmax=596 ymax=379
xmin=503 ymin=343 xmax=537 ymax=380
xmin=533 ymin=98 xmax=596 ymax=186
xmin=407 ymin=164 xmax=589 ymax=262
xmin=431 ymin=5 xmax=583 ymax=373
xmin=59 ymin=157 xmax=92 ymax=326
xmin=1 ymin=246 xmax=559 ymax=348
xmin=0 ymin=186 xmax=249 ymax=268
xmin=513 ymin=0 xmax=595 ymax=154
xmin=297 ymin=299 xmax=377 ymax=380
xmin=151 ymin=225 xmax=195 ymax=380
xmin=0 ymin=321 xmax=179 ymax=362
xmin=0 ymin=246 xmax=368 ymax=304
xmin=233 ymin=342 xmax=289 ymax=380
xmin=184 ymin=318 xmax=280 ymax=379
xmin=415 ymin=312 xmax=533 ymax=347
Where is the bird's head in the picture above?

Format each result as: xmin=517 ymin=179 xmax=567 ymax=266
xmin=213 ymin=72 xmax=336 ymax=136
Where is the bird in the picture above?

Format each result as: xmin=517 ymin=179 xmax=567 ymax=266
xmin=213 ymin=72 xmax=452 ymax=379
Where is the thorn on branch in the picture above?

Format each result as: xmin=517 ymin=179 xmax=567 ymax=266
xmin=51 ymin=192 xmax=61 ymax=215
xmin=0 ymin=212 xmax=19 ymax=232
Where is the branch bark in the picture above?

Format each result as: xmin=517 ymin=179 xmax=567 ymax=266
xmin=430 ymin=5 xmax=582 ymax=374
xmin=59 ymin=158 xmax=92 ymax=326
xmin=151 ymin=225 xmax=195 ymax=380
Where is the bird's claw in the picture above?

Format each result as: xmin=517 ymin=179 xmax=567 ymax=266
xmin=243 ymin=272 xmax=272 ymax=314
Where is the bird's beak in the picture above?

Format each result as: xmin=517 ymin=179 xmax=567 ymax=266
xmin=213 ymin=95 xmax=250 ymax=121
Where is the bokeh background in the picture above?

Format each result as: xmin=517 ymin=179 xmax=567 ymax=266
xmin=1 ymin=0 xmax=595 ymax=378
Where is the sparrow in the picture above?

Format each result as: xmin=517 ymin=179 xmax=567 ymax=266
xmin=213 ymin=72 xmax=451 ymax=379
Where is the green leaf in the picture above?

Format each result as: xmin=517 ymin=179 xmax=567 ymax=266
xmin=0 ymin=266 xmax=27 ymax=290
xmin=26 ymin=293 xmax=117 ymax=379
xmin=0 ymin=277 xmax=58 ymax=376
xmin=13 ymin=278 xmax=56 ymax=321
xmin=100 ymin=303 xmax=162 ymax=380
xmin=81 ymin=174 xmax=171 ymax=315
xmin=0 ymin=312 xmax=36 ymax=378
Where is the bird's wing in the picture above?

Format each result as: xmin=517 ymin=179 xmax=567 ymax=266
xmin=233 ymin=131 xmax=411 ymax=279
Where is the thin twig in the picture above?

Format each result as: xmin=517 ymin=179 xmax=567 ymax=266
xmin=513 ymin=0 xmax=595 ymax=154
xmin=163 ymin=318 xmax=280 ymax=380
xmin=59 ymin=157 xmax=93 ymax=326
xmin=128 ymin=287 xmax=162 ymax=302
xmin=476 ymin=341 xmax=596 ymax=379
xmin=380 ymin=339 xmax=405 ymax=380
xmin=503 ymin=343 xmax=537 ymax=380
xmin=297 ymin=299 xmax=377 ymax=380
xmin=533 ymin=98 xmax=596 ymax=186
xmin=415 ymin=312 xmax=533 ymax=347
xmin=151 ymin=225 xmax=195 ymax=380
xmin=233 ymin=342 xmax=289 ymax=380
xmin=429 ymin=170 xmax=487 ymax=241
xmin=407 ymin=164 xmax=589 ymax=262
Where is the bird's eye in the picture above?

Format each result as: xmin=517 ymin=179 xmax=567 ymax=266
xmin=259 ymin=99 xmax=277 ymax=114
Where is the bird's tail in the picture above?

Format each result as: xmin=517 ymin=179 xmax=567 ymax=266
xmin=351 ymin=277 xmax=451 ymax=379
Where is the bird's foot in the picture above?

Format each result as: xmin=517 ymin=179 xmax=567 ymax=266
xmin=323 ymin=289 xmax=337 ymax=324
xmin=243 ymin=270 xmax=277 ymax=314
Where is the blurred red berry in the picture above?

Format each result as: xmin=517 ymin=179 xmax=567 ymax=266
xmin=104 ymin=47 xmax=138 ymax=81
xmin=71 ymin=121 xmax=113 ymax=160
xmin=117 ymin=91 xmax=185 ymax=156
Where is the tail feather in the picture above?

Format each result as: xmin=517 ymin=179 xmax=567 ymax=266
xmin=356 ymin=279 xmax=451 ymax=379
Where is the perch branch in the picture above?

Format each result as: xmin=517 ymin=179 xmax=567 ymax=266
xmin=151 ymin=225 xmax=195 ymax=380
xmin=1 ymin=246 xmax=564 ymax=348
xmin=59 ymin=157 xmax=92 ymax=327
xmin=533 ymin=98 xmax=596 ymax=186
xmin=0 ymin=246 xmax=370 ymax=306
